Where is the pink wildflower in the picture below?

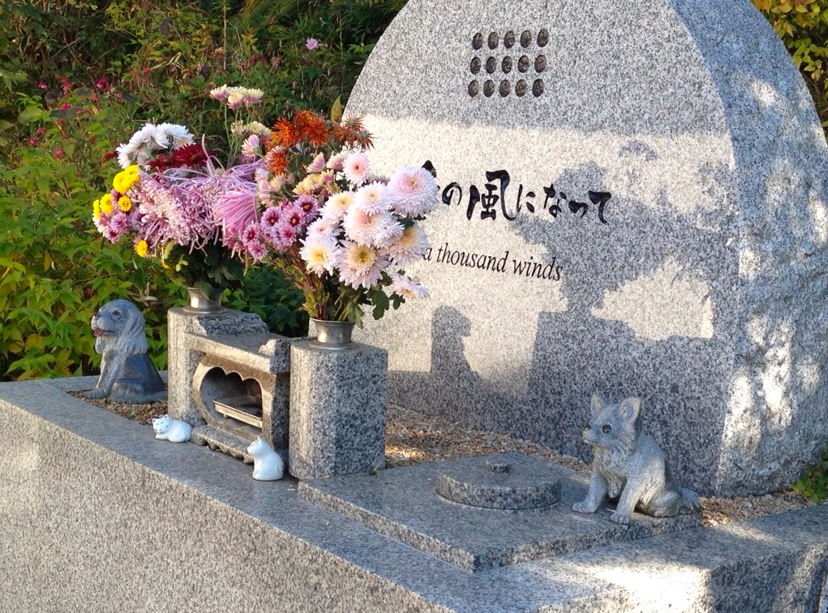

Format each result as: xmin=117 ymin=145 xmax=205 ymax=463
xmin=54 ymin=148 xmax=64 ymax=159
xmin=305 ymin=38 xmax=319 ymax=51
xmin=38 ymin=82 xmax=47 ymax=89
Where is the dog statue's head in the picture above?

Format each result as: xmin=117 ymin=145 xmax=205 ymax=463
xmin=91 ymin=299 xmax=148 ymax=356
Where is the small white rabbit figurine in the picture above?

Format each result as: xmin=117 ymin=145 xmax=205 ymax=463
xmin=247 ymin=436 xmax=284 ymax=481
xmin=152 ymin=415 xmax=192 ymax=443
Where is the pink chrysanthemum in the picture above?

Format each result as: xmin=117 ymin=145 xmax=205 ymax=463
xmin=284 ymin=204 xmax=306 ymax=229
xmin=295 ymin=193 xmax=319 ymax=219
xmin=276 ymin=222 xmax=298 ymax=247
xmin=242 ymin=221 xmax=260 ymax=245
xmin=353 ymin=182 xmax=390 ymax=216
xmin=307 ymin=152 xmax=326 ymax=173
xmin=260 ymin=207 xmax=282 ymax=238
xmin=389 ymin=272 xmax=430 ymax=299
xmin=109 ymin=212 xmax=130 ymax=236
xmin=214 ymin=189 xmax=258 ymax=245
xmin=342 ymin=206 xmax=402 ymax=248
xmin=299 ymin=234 xmax=338 ymax=276
xmin=387 ymin=166 xmax=439 ymax=217
xmin=342 ymin=151 xmax=370 ymax=186
xmin=241 ymin=134 xmax=261 ymax=161
xmin=246 ymin=238 xmax=268 ymax=261
xmin=326 ymin=151 xmax=348 ymax=171
xmin=387 ymin=225 xmax=428 ymax=266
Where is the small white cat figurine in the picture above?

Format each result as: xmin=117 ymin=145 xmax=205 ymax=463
xmin=152 ymin=415 xmax=192 ymax=443
xmin=247 ymin=436 xmax=284 ymax=481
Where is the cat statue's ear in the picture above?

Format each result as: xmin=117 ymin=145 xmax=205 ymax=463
xmin=590 ymin=393 xmax=605 ymax=418
xmin=618 ymin=397 xmax=641 ymax=423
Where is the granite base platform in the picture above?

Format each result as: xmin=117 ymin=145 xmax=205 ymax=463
xmin=1 ymin=376 xmax=828 ymax=613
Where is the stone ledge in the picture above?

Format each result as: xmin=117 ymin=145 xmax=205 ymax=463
xmin=0 ymin=377 xmax=827 ymax=613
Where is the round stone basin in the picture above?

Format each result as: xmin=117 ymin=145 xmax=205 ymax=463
xmin=435 ymin=453 xmax=561 ymax=510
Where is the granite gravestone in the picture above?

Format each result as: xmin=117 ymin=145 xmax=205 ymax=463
xmin=348 ymin=0 xmax=828 ymax=496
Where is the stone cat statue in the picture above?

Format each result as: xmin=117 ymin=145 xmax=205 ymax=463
xmin=572 ymin=394 xmax=700 ymax=525
xmin=152 ymin=415 xmax=192 ymax=443
xmin=247 ymin=437 xmax=284 ymax=481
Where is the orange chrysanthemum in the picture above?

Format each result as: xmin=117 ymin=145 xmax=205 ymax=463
xmin=333 ymin=116 xmax=373 ymax=149
xmin=293 ymin=110 xmax=330 ymax=147
xmin=272 ymin=118 xmax=298 ymax=148
xmin=266 ymin=148 xmax=288 ymax=175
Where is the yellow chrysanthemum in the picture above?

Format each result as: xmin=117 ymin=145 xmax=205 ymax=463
xmin=118 ymin=196 xmax=132 ymax=211
xmin=113 ymin=167 xmax=139 ymax=194
xmin=92 ymin=199 xmax=101 ymax=219
xmin=100 ymin=193 xmax=113 ymax=215
xmin=135 ymin=240 xmax=148 ymax=257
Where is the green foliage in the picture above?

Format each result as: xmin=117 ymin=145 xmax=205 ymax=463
xmin=0 ymin=87 xmax=183 ymax=380
xmin=226 ymin=267 xmax=308 ymax=337
xmin=794 ymin=444 xmax=828 ymax=502
xmin=753 ymin=0 xmax=828 ymax=133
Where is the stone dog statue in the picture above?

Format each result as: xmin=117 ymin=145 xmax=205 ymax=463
xmin=82 ymin=299 xmax=166 ymax=403
xmin=572 ymin=394 xmax=700 ymax=525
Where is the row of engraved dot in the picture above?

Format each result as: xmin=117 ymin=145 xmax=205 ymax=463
xmin=471 ymin=55 xmax=546 ymax=75
xmin=469 ymin=79 xmax=545 ymax=98
xmin=472 ymin=29 xmax=549 ymax=51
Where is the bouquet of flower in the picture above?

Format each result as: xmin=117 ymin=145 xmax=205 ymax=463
xmin=90 ymin=92 xmax=269 ymax=291
xmin=212 ymin=104 xmax=437 ymax=325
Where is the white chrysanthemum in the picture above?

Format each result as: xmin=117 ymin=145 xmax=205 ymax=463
xmin=227 ymin=91 xmax=245 ymax=110
xmin=230 ymin=119 xmax=247 ymax=137
xmin=342 ymin=151 xmax=370 ymax=186
xmin=131 ymin=123 xmax=160 ymax=147
xmin=387 ymin=224 xmax=428 ymax=265
xmin=387 ymin=166 xmax=438 ymax=217
xmin=306 ymin=217 xmax=337 ymax=241
xmin=337 ymin=241 xmax=388 ymax=290
xmin=157 ymin=123 xmax=194 ymax=149
xmin=116 ymin=141 xmax=140 ymax=169
xmin=370 ymin=212 xmax=405 ymax=248
xmin=322 ymin=192 xmax=354 ymax=223
xmin=389 ymin=272 xmax=430 ymax=299
xmin=210 ymin=85 xmax=230 ymax=101
xmin=246 ymin=121 xmax=271 ymax=137
xmin=243 ymin=88 xmax=264 ymax=106
xmin=299 ymin=234 xmax=338 ymax=276
xmin=342 ymin=205 xmax=381 ymax=245
xmin=353 ymin=182 xmax=390 ymax=216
